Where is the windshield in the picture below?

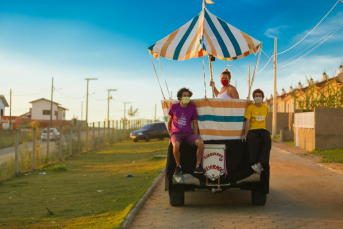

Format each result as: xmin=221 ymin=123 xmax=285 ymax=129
xmin=141 ymin=124 xmax=153 ymax=130
xmin=42 ymin=129 xmax=54 ymax=133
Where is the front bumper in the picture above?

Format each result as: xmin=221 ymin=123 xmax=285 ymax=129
xmin=130 ymin=135 xmax=144 ymax=140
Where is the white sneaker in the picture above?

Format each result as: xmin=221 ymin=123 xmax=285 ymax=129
xmin=251 ymin=164 xmax=263 ymax=175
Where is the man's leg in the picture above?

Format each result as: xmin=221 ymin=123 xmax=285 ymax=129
xmin=246 ymin=130 xmax=260 ymax=164
xmin=257 ymin=129 xmax=271 ymax=165
xmin=194 ymin=139 xmax=204 ymax=167
xmin=173 ymin=141 xmax=181 ymax=167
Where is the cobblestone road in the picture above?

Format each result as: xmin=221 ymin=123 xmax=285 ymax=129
xmin=130 ymin=146 xmax=343 ymax=229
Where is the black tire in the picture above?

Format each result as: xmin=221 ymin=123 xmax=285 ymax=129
xmin=251 ymin=189 xmax=267 ymax=205
xmin=145 ymin=135 xmax=150 ymax=142
xmin=133 ymin=139 xmax=138 ymax=142
xmin=169 ymin=185 xmax=185 ymax=206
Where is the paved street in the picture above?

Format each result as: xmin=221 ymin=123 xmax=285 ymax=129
xmin=130 ymin=146 xmax=343 ymax=229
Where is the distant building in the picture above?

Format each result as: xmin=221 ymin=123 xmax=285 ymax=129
xmin=0 ymin=95 xmax=9 ymax=116
xmin=29 ymin=98 xmax=68 ymax=121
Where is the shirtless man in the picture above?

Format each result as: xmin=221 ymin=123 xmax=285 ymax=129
xmin=209 ymin=69 xmax=239 ymax=99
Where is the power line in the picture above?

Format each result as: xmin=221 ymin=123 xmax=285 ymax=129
xmin=9 ymin=89 xmax=50 ymax=97
xmin=278 ymin=23 xmax=343 ymax=67
xmin=277 ymin=0 xmax=341 ymax=55
xmin=55 ymin=90 xmax=85 ymax=100
xmin=279 ymin=23 xmax=343 ymax=69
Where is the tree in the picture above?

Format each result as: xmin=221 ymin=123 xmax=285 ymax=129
xmin=127 ymin=105 xmax=139 ymax=118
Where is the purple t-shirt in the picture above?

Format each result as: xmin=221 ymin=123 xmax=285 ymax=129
xmin=168 ymin=103 xmax=198 ymax=135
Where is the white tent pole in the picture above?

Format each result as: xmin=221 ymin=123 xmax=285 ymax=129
xmin=272 ymin=38 xmax=278 ymax=138
xmin=208 ymin=55 xmax=215 ymax=98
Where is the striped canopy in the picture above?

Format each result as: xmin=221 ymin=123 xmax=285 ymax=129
xmin=148 ymin=8 xmax=262 ymax=61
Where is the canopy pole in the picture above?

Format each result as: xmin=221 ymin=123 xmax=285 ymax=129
xmin=208 ymin=55 xmax=215 ymax=98
xmin=247 ymin=47 xmax=262 ymax=99
xmin=202 ymin=56 xmax=207 ymax=99
xmin=149 ymin=53 xmax=166 ymax=100
xmin=158 ymin=58 xmax=171 ymax=99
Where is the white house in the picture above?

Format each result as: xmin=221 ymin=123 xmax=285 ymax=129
xmin=0 ymin=95 xmax=9 ymax=116
xmin=29 ymin=98 xmax=68 ymax=121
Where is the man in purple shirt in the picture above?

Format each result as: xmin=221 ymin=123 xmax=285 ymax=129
xmin=167 ymin=87 xmax=205 ymax=175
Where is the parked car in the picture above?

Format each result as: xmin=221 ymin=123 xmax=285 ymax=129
xmin=41 ymin=128 xmax=60 ymax=141
xmin=130 ymin=122 xmax=169 ymax=142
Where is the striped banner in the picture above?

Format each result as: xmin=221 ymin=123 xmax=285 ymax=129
xmin=162 ymin=98 xmax=253 ymax=141
xmin=148 ymin=8 xmax=262 ymax=61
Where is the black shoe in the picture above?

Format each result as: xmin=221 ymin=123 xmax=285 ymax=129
xmin=194 ymin=165 xmax=205 ymax=174
xmin=174 ymin=166 xmax=182 ymax=175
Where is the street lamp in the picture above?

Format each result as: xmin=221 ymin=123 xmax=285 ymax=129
xmin=106 ymin=89 xmax=117 ymax=122
xmin=85 ymin=78 xmax=98 ymax=123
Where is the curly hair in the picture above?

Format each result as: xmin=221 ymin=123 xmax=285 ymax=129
xmin=252 ymin=89 xmax=264 ymax=99
xmin=177 ymin=87 xmax=193 ymax=100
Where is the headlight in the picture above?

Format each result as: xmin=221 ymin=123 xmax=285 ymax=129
xmin=137 ymin=132 xmax=143 ymax=135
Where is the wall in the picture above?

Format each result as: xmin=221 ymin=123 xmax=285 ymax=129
xmin=31 ymin=100 xmax=59 ymax=120
xmin=314 ymin=107 xmax=343 ymax=150
xmin=58 ymin=108 xmax=66 ymax=120
xmin=295 ymin=127 xmax=315 ymax=151
xmin=265 ymin=112 xmax=290 ymax=134
xmin=280 ymin=130 xmax=294 ymax=142
xmin=0 ymin=116 xmax=20 ymax=129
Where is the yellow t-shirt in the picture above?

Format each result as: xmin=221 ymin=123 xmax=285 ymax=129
xmin=244 ymin=104 xmax=269 ymax=130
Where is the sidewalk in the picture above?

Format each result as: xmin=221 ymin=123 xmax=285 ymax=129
xmin=272 ymin=142 xmax=343 ymax=175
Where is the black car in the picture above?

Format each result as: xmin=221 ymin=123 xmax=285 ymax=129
xmin=130 ymin=122 xmax=169 ymax=142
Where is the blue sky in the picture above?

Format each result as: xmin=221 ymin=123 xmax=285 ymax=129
xmin=0 ymin=0 xmax=342 ymax=122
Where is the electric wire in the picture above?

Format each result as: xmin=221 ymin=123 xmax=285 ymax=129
xmin=10 ymin=89 xmax=51 ymax=97
xmin=277 ymin=0 xmax=341 ymax=55
xmin=55 ymin=90 xmax=86 ymax=100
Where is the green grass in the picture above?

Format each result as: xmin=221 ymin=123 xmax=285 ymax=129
xmin=0 ymin=129 xmax=40 ymax=149
xmin=284 ymin=141 xmax=295 ymax=147
xmin=271 ymin=134 xmax=280 ymax=142
xmin=0 ymin=139 xmax=169 ymax=229
xmin=310 ymin=148 xmax=343 ymax=163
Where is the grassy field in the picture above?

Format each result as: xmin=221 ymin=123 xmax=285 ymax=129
xmin=0 ymin=129 xmax=40 ymax=149
xmin=0 ymin=139 xmax=169 ymax=229
xmin=310 ymin=148 xmax=343 ymax=163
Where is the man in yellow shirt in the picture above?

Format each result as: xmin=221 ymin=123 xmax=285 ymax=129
xmin=242 ymin=89 xmax=271 ymax=174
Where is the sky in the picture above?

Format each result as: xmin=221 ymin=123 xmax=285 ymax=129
xmin=0 ymin=0 xmax=342 ymax=123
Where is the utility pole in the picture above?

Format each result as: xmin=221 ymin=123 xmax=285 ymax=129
xmin=9 ymin=89 xmax=12 ymax=130
xmin=154 ymin=104 xmax=157 ymax=121
xmin=106 ymin=89 xmax=117 ymax=122
xmin=123 ymin=102 xmax=131 ymax=120
xmin=81 ymin=101 xmax=83 ymax=120
xmin=85 ymin=78 xmax=98 ymax=123
xmin=272 ymin=38 xmax=278 ymax=138
xmin=248 ymin=64 xmax=251 ymax=100
xmin=50 ymin=77 xmax=54 ymax=127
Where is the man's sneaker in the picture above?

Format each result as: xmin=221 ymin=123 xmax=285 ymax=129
xmin=251 ymin=164 xmax=263 ymax=175
xmin=174 ymin=166 xmax=182 ymax=175
xmin=194 ymin=165 xmax=205 ymax=174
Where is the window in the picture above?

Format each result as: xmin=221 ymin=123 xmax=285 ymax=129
xmin=55 ymin=111 xmax=58 ymax=116
xmin=0 ymin=109 xmax=3 ymax=116
xmin=43 ymin=110 xmax=50 ymax=115
xmin=63 ymin=112 xmax=65 ymax=118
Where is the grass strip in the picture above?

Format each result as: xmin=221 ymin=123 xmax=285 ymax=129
xmin=0 ymin=139 xmax=169 ymax=229
xmin=309 ymin=148 xmax=343 ymax=163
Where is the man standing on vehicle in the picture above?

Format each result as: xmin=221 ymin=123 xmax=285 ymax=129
xmin=167 ymin=87 xmax=205 ymax=175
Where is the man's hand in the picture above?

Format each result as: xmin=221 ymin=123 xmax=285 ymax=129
xmin=210 ymin=80 xmax=215 ymax=87
xmin=242 ymin=136 xmax=247 ymax=142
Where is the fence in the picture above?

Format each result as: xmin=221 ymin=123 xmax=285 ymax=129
xmin=294 ymin=112 xmax=314 ymax=148
xmin=0 ymin=118 xmax=156 ymax=179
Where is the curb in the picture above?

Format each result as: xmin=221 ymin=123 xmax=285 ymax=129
xmin=273 ymin=145 xmax=343 ymax=176
xmin=120 ymin=166 xmax=165 ymax=229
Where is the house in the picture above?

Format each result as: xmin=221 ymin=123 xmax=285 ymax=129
xmin=0 ymin=95 xmax=9 ymax=116
xmin=29 ymin=98 xmax=68 ymax=121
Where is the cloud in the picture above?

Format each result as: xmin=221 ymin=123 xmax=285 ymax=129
xmin=264 ymin=26 xmax=288 ymax=38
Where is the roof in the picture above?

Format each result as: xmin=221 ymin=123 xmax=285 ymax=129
xmin=148 ymin=7 xmax=261 ymax=61
xmin=0 ymin=95 xmax=9 ymax=107
xmin=29 ymin=98 xmax=60 ymax=105
xmin=58 ymin=106 xmax=68 ymax=111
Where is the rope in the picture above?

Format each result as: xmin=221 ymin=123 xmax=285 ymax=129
xmin=257 ymin=51 xmax=274 ymax=74
xmin=278 ymin=0 xmax=341 ymax=55
xmin=158 ymin=58 xmax=171 ymax=99
xmin=149 ymin=53 xmax=166 ymax=100
xmin=248 ymin=48 xmax=261 ymax=99
xmin=202 ymin=56 xmax=207 ymax=98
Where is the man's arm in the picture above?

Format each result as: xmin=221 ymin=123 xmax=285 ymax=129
xmin=193 ymin=120 xmax=199 ymax=135
xmin=242 ymin=118 xmax=250 ymax=142
xmin=229 ymin=86 xmax=239 ymax=99
xmin=167 ymin=115 xmax=172 ymax=135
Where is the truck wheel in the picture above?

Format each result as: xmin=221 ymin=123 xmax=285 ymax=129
xmin=133 ymin=139 xmax=138 ymax=142
xmin=169 ymin=185 xmax=184 ymax=206
xmin=251 ymin=189 xmax=267 ymax=205
xmin=145 ymin=135 xmax=150 ymax=142
xmin=159 ymin=137 xmax=164 ymax=140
